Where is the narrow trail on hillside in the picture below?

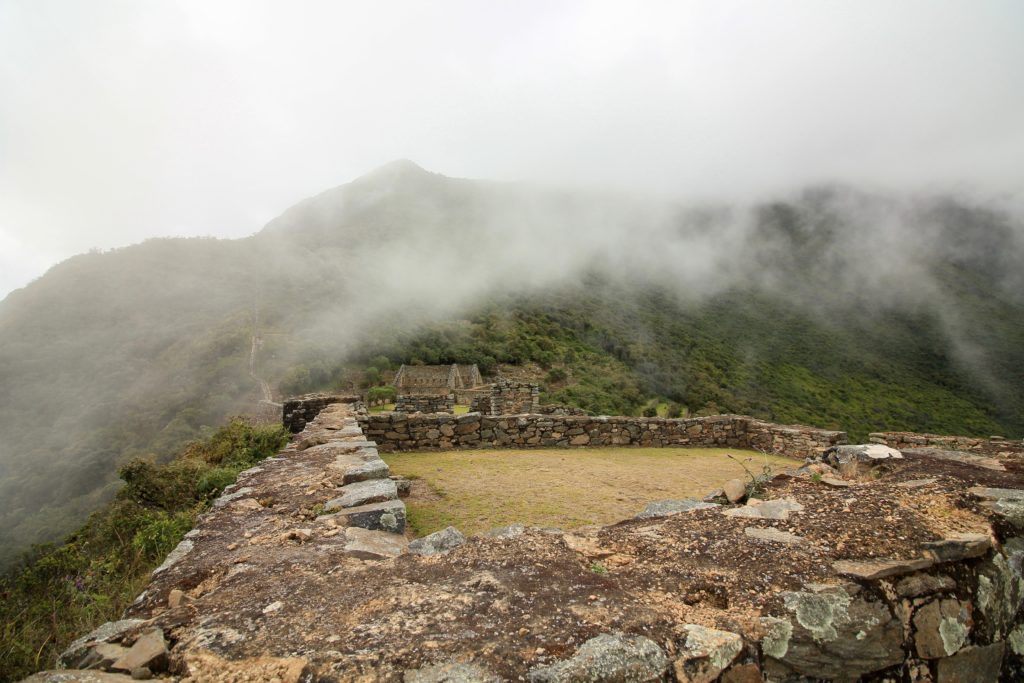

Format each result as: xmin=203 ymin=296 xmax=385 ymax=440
xmin=250 ymin=296 xmax=282 ymax=422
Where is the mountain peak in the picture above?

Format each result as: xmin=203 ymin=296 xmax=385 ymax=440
xmin=357 ymin=159 xmax=435 ymax=183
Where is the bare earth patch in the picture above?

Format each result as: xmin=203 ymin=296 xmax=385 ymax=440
xmin=382 ymin=447 xmax=794 ymax=536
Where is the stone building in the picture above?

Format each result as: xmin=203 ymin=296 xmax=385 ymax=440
xmin=391 ymin=363 xmax=483 ymax=396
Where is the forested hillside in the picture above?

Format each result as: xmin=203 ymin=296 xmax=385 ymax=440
xmin=1 ymin=161 xmax=1021 ymax=569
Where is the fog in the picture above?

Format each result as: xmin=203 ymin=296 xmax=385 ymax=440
xmin=3 ymin=0 xmax=1024 ymax=298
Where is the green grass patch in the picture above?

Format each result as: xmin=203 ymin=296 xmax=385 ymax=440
xmin=383 ymin=447 xmax=792 ymax=537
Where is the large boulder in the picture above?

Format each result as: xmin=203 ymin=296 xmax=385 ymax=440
xmin=409 ymin=526 xmax=467 ymax=556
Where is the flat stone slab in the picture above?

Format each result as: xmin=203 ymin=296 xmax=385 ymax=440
xmin=342 ymin=458 xmax=390 ymax=484
xmin=820 ymin=477 xmax=851 ymax=488
xmin=325 ymin=478 xmax=397 ymax=511
xmin=897 ymin=477 xmax=939 ymax=488
xmin=922 ymin=533 xmax=991 ymax=562
xmin=332 ymin=499 xmax=406 ymax=534
xmin=635 ymin=499 xmax=719 ymax=519
xmin=833 ymin=557 xmax=934 ymax=580
xmin=833 ymin=444 xmax=903 ymax=461
xmin=968 ymin=486 xmax=1024 ymax=501
xmin=902 ymin=447 xmax=1005 ymax=472
xmin=723 ymin=498 xmax=804 ymax=520
xmin=341 ymin=527 xmax=408 ymax=560
xmin=744 ymin=526 xmax=805 ymax=545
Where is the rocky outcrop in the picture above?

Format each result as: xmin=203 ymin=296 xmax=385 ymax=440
xmin=41 ymin=420 xmax=1024 ymax=681
xmin=870 ymin=430 xmax=1024 ymax=457
xmin=358 ymin=412 xmax=846 ymax=459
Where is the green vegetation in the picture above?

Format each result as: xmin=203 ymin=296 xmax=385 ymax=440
xmin=0 ymin=418 xmax=288 ymax=682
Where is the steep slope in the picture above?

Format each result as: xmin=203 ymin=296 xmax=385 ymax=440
xmin=0 ymin=162 xmax=1022 ymax=569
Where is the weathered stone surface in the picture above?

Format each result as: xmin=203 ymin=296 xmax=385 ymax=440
xmin=332 ymin=499 xmax=407 ymax=534
xmin=110 ymin=628 xmax=167 ymax=673
xmin=324 ymin=478 xmax=398 ymax=511
xmin=819 ymin=476 xmax=851 ymax=488
xmin=723 ymin=479 xmax=746 ymax=503
xmin=341 ymin=527 xmax=408 ymax=560
xmin=527 ymin=633 xmax=668 ymax=683
xmin=896 ymin=573 xmax=956 ymax=598
xmin=829 ymin=444 xmax=902 ymax=463
xmin=922 ymin=533 xmax=991 ymax=563
xmin=486 ymin=523 xmax=526 ymax=538
xmin=914 ymin=598 xmax=972 ymax=659
xmin=968 ymin=486 xmax=1024 ymax=501
xmin=673 ymin=624 xmax=742 ymax=683
xmin=405 ymin=662 xmax=502 ymax=683
xmin=59 ymin=619 xmax=146 ymax=669
xmin=773 ymin=584 xmax=904 ymax=679
xmin=744 ymin=526 xmax=804 ymax=545
xmin=934 ymin=642 xmax=1004 ymax=682
xmin=722 ymin=498 xmax=804 ymax=520
xmin=635 ymin=499 xmax=718 ymax=519
xmin=976 ymin=538 xmax=1024 ymax=639
xmin=409 ymin=526 xmax=467 ymax=556
xmin=902 ymin=447 xmax=1006 ymax=471
xmin=391 ymin=475 xmax=412 ymax=497
xmin=833 ymin=557 xmax=934 ymax=580
xmin=342 ymin=458 xmax=390 ymax=484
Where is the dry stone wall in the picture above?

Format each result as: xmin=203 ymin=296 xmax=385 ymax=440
xmin=358 ymin=412 xmax=846 ymax=459
xmin=393 ymin=393 xmax=454 ymax=413
xmin=871 ymin=431 xmax=1024 ymax=456
xmin=471 ymin=380 xmax=540 ymax=416
xmin=282 ymin=394 xmax=360 ymax=433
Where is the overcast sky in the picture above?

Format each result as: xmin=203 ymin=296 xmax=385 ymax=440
xmin=1 ymin=1 xmax=1022 ymax=299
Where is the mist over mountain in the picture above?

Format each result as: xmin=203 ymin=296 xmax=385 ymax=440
xmin=0 ymin=162 xmax=1022 ymax=569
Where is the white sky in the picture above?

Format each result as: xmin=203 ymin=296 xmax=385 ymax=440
xmin=2 ymin=0 xmax=1022 ymax=298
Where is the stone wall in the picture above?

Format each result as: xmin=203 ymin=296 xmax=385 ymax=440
xmin=394 ymin=393 xmax=454 ymax=414
xmin=470 ymin=380 xmax=539 ymax=416
xmin=357 ymin=412 xmax=846 ymax=459
xmin=871 ymin=431 xmax=1024 ymax=456
xmin=282 ymin=394 xmax=361 ymax=433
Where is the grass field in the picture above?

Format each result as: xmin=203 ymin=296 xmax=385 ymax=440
xmin=382 ymin=447 xmax=794 ymax=537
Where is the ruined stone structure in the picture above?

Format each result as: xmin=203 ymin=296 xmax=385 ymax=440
xmin=871 ymin=430 xmax=1024 ymax=456
xmin=391 ymin=363 xmax=483 ymax=396
xmin=469 ymin=380 xmax=540 ymax=416
xmin=43 ymin=402 xmax=1024 ymax=681
xmin=360 ymin=412 xmax=846 ymax=459
xmin=281 ymin=393 xmax=361 ymax=433
xmin=393 ymin=393 xmax=454 ymax=414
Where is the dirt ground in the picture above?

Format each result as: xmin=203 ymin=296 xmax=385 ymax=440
xmin=382 ymin=447 xmax=794 ymax=536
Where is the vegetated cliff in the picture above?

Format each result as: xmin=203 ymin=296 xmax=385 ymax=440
xmin=1 ymin=160 xmax=1022 ymax=568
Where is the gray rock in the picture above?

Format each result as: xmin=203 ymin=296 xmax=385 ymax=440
xmin=934 ymin=642 xmax=1004 ymax=682
xmin=111 ymin=628 xmax=167 ymax=673
xmin=22 ymin=672 xmax=139 ymax=682
xmin=59 ymin=618 xmax=146 ymax=668
xmin=967 ymin=486 xmax=1024 ymax=501
xmin=976 ymin=538 xmax=1024 ymax=639
xmin=334 ymin=499 xmax=407 ymax=533
xmin=527 ymin=633 xmax=668 ymax=683
xmin=486 ymin=524 xmax=526 ymax=538
xmin=922 ymin=533 xmax=991 ymax=562
xmin=342 ymin=527 xmax=408 ymax=560
xmin=391 ymin=475 xmax=413 ymax=497
xmin=673 ymin=624 xmax=742 ymax=682
xmin=774 ymin=584 xmax=904 ymax=679
xmin=404 ymin=662 xmax=502 ymax=683
xmin=913 ymin=598 xmax=972 ymax=659
xmin=325 ymin=478 xmax=397 ymax=511
xmin=635 ymin=499 xmax=719 ymax=519
xmin=896 ymin=573 xmax=956 ymax=598
xmin=833 ymin=557 xmax=934 ymax=580
xmin=342 ymin=457 xmax=390 ymax=484
xmin=827 ymin=444 xmax=902 ymax=464
xmin=744 ymin=526 xmax=804 ymax=545
xmin=409 ymin=526 xmax=467 ymax=556
xmin=722 ymin=498 xmax=804 ymax=520
xmin=723 ymin=479 xmax=747 ymax=503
